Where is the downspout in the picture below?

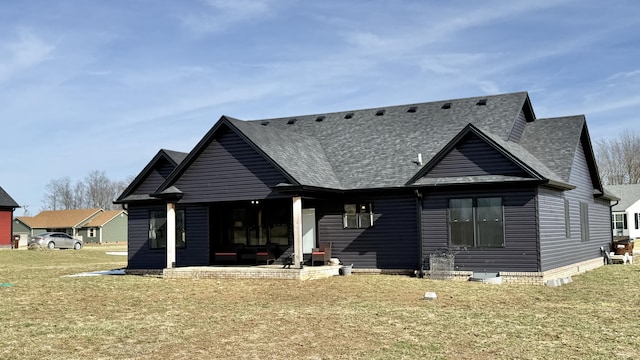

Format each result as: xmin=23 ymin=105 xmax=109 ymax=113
xmin=609 ymin=200 xmax=619 ymax=241
xmin=415 ymin=190 xmax=424 ymax=277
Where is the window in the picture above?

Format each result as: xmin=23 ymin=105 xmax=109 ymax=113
xmin=564 ymin=199 xmax=571 ymax=238
xmin=88 ymin=228 xmax=96 ymax=238
xmin=580 ymin=203 xmax=589 ymax=242
xmin=611 ymin=213 xmax=627 ymax=235
xmin=343 ymin=203 xmax=373 ymax=229
xmin=149 ymin=209 xmax=186 ymax=249
xmin=449 ymin=197 xmax=504 ymax=248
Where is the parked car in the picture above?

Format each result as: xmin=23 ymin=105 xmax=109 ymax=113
xmin=28 ymin=232 xmax=83 ymax=250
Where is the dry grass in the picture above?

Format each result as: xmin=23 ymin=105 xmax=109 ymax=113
xmin=1 ymin=245 xmax=639 ymax=359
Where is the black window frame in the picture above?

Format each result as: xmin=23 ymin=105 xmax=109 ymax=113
xmin=343 ymin=203 xmax=374 ymax=229
xmin=448 ymin=197 xmax=505 ymax=248
xmin=149 ymin=209 xmax=186 ymax=250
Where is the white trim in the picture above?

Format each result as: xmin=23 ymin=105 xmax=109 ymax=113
xmin=166 ymin=203 xmax=176 ymax=269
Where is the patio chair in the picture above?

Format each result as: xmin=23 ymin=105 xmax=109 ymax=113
xmin=256 ymin=246 xmax=277 ymax=265
xmin=311 ymin=241 xmax=332 ymax=266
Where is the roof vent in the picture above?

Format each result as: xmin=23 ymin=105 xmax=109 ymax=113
xmin=407 ymin=106 xmax=417 ymax=113
xmin=315 ymin=116 xmax=325 ymax=122
xmin=476 ymin=99 xmax=487 ymax=106
xmin=375 ymin=109 xmax=385 ymax=116
xmin=261 ymin=121 xmax=269 ymax=126
xmin=441 ymin=102 xmax=452 ymax=109
xmin=287 ymin=118 xmax=297 ymax=124
xmin=345 ymin=112 xmax=354 ymax=119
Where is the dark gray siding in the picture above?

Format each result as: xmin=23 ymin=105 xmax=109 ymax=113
xmin=135 ymin=158 xmax=176 ymax=195
xmin=176 ymin=204 xmax=209 ymax=266
xmin=312 ymin=194 xmax=418 ymax=269
xmin=426 ymin=134 xmax=528 ymax=178
xmin=175 ymin=127 xmax=290 ymax=203
xmin=539 ymin=140 xmax=610 ymax=271
xmin=421 ymin=188 xmax=539 ymax=272
xmin=127 ymin=204 xmax=165 ymax=269
xmin=127 ymin=204 xmax=210 ymax=269
xmin=507 ymin=109 xmax=527 ymax=142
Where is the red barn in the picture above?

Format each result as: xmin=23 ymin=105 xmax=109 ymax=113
xmin=0 ymin=186 xmax=19 ymax=248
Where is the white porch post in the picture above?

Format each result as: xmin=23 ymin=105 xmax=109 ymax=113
xmin=166 ymin=202 xmax=176 ymax=269
xmin=292 ymin=196 xmax=303 ymax=268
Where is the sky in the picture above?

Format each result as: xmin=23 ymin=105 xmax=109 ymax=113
xmin=1 ymin=0 xmax=639 ymax=215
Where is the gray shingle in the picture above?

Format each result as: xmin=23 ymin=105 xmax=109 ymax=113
xmin=520 ymin=116 xmax=585 ymax=183
xmin=606 ymin=184 xmax=640 ymax=211
xmin=228 ymin=117 xmax=342 ymax=189
xmin=232 ymin=92 xmax=530 ymax=189
xmin=0 ymin=186 xmax=19 ymax=208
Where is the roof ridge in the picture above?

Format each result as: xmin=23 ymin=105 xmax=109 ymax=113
xmin=247 ymin=91 xmax=530 ymax=122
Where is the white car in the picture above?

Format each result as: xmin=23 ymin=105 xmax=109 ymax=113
xmin=28 ymin=232 xmax=83 ymax=250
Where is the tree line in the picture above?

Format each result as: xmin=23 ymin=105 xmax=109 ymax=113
xmin=595 ymin=130 xmax=640 ymax=185
xmin=42 ymin=170 xmax=133 ymax=211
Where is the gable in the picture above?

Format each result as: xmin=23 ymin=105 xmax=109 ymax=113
xmin=134 ymin=158 xmax=177 ymax=195
xmin=115 ymin=149 xmax=187 ymax=203
xmin=173 ymin=126 xmax=290 ymax=203
xmin=425 ymin=133 xmax=530 ymax=179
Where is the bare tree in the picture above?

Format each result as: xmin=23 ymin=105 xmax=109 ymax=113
xmin=84 ymin=170 xmax=116 ymax=210
xmin=596 ymin=130 xmax=640 ymax=185
xmin=58 ymin=177 xmax=76 ymax=210
xmin=41 ymin=171 xmax=133 ymax=211
xmin=42 ymin=179 xmax=61 ymax=210
xmin=73 ymin=182 xmax=86 ymax=209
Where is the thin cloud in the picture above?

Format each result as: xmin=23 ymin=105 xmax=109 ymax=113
xmin=0 ymin=29 xmax=55 ymax=82
xmin=180 ymin=0 xmax=275 ymax=34
xmin=607 ymin=70 xmax=640 ymax=81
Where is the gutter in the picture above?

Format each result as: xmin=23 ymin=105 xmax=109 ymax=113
xmin=415 ymin=190 xmax=425 ymax=277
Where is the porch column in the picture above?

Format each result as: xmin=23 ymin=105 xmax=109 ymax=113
xmin=166 ymin=202 xmax=176 ymax=269
xmin=292 ymin=196 xmax=303 ymax=268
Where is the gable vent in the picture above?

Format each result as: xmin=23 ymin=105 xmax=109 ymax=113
xmin=261 ymin=121 xmax=269 ymax=126
xmin=345 ymin=112 xmax=354 ymax=119
xmin=315 ymin=115 xmax=325 ymax=122
xmin=287 ymin=118 xmax=297 ymax=124
xmin=375 ymin=109 xmax=385 ymax=116
xmin=407 ymin=106 xmax=417 ymax=113
xmin=441 ymin=102 xmax=452 ymax=109
xmin=476 ymin=99 xmax=487 ymax=106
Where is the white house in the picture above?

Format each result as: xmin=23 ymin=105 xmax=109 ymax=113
xmin=606 ymin=184 xmax=640 ymax=239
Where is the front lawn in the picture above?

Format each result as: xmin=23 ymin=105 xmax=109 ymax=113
xmin=0 ymin=246 xmax=637 ymax=359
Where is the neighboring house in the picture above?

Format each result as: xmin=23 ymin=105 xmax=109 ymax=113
xmin=115 ymin=92 xmax=615 ymax=283
xmin=14 ymin=208 xmax=127 ymax=243
xmin=0 ymin=186 xmax=20 ymax=248
xmin=77 ymin=209 xmax=128 ymax=244
xmin=606 ymin=184 xmax=640 ymax=239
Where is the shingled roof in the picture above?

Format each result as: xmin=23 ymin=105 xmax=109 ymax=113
xmin=606 ymin=184 xmax=640 ymax=211
xmin=17 ymin=208 xmax=103 ymax=228
xmin=0 ymin=186 xmax=19 ymax=208
xmin=83 ymin=209 xmax=127 ymax=227
xmin=136 ymin=91 xmax=604 ymax=198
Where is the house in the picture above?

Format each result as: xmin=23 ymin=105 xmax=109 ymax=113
xmin=76 ymin=210 xmax=128 ymax=244
xmin=115 ymin=92 xmax=616 ymax=284
xmin=14 ymin=208 xmax=128 ymax=243
xmin=0 ymin=186 xmax=20 ymax=248
xmin=606 ymin=184 xmax=640 ymax=239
